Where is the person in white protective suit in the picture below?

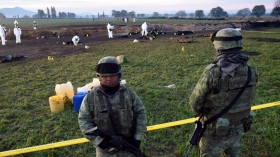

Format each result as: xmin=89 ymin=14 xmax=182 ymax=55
xmin=1 ymin=24 xmax=7 ymax=35
xmin=0 ymin=25 xmax=6 ymax=45
xmin=141 ymin=22 xmax=148 ymax=36
xmin=106 ymin=23 xmax=114 ymax=38
xmin=33 ymin=21 xmax=38 ymax=30
xmin=14 ymin=25 xmax=22 ymax=43
xmin=14 ymin=20 xmax=18 ymax=28
xmin=72 ymin=34 xmax=80 ymax=46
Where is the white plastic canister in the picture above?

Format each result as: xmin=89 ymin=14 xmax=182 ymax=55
xmin=55 ymin=82 xmax=75 ymax=101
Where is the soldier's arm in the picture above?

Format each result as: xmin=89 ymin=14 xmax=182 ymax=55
xmin=189 ymin=68 xmax=213 ymax=115
xmin=78 ymin=94 xmax=103 ymax=147
xmin=132 ymin=92 xmax=147 ymax=140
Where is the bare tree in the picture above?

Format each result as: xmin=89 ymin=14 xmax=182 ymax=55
xmin=236 ymin=8 xmax=251 ymax=18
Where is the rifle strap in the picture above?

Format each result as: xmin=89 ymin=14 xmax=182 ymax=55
xmin=205 ymin=65 xmax=251 ymax=125
xmin=105 ymin=97 xmax=119 ymax=134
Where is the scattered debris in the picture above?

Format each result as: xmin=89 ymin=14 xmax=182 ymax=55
xmin=165 ymin=84 xmax=176 ymax=89
xmin=0 ymin=55 xmax=25 ymax=63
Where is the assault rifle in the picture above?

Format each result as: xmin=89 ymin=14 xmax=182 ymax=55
xmin=185 ymin=116 xmax=206 ymax=157
xmin=85 ymin=127 xmax=148 ymax=157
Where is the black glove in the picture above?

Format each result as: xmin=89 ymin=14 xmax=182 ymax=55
xmin=98 ymin=139 xmax=111 ymax=149
xmin=132 ymin=138 xmax=141 ymax=149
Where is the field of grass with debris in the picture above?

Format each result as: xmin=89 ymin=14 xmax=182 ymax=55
xmin=0 ymin=22 xmax=280 ymax=156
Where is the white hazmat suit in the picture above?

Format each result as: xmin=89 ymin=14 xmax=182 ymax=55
xmin=141 ymin=22 xmax=148 ymax=36
xmin=14 ymin=26 xmax=22 ymax=43
xmin=106 ymin=23 xmax=114 ymax=38
xmin=0 ymin=25 xmax=6 ymax=45
xmin=14 ymin=20 xmax=18 ymax=28
xmin=72 ymin=35 xmax=80 ymax=46
xmin=33 ymin=21 xmax=38 ymax=30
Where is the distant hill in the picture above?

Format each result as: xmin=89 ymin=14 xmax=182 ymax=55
xmin=0 ymin=7 xmax=36 ymax=18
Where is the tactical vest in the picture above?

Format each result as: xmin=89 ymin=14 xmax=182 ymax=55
xmin=204 ymin=63 xmax=258 ymax=120
xmin=88 ymin=84 xmax=135 ymax=138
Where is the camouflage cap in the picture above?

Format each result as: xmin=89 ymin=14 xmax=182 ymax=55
xmin=213 ymin=28 xmax=243 ymax=50
xmin=95 ymin=56 xmax=122 ymax=77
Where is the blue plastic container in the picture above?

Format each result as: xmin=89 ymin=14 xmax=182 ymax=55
xmin=73 ymin=92 xmax=87 ymax=112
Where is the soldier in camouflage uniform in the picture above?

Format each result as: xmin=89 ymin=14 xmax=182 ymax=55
xmin=78 ymin=56 xmax=147 ymax=157
xmin=189 ymin=28 xmax=258 ymax=157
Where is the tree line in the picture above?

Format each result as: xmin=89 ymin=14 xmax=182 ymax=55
xmin=35 ymin=6 xmax=76 ymax=18
xmin=110 ymin=0 xmax=280 ymax=19
xmin=0 ymin=0 xmax=280 ymax=19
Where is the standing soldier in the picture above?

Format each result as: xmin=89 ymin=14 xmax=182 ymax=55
xmin=14 ymin=25 xmax=22 ymax=43
xmin=78 ymin=56 xmax=147 ymax=157
xmin=141 ymin=22 xmax=148 ymax=36
xmin=0 ymin=24 xmax=6 ymax=45
xmin=106 ymin=23 xmax=114 ymax=38
xmin=189 ymin=28 xmax=258 ymax=157
xmin=33 ymin=21 xmax=38 ymax=30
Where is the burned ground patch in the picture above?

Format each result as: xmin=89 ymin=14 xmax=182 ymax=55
xmin=242 ymin=51 xmax=261 ymax=56
xmin=249 ymin=37 xmax=280 ymax=42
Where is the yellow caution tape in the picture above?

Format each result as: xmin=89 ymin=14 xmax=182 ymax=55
xmin=0 ymin=101 xmax=279 ymax=157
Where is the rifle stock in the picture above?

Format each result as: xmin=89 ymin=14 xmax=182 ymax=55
xmin=85 ymin=127 xmax=148 ymax=157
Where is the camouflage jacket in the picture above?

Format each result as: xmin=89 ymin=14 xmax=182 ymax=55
xmin=78 ymin=84 xmax=147 ymax=147
xmin=189 ymin=63 xmax=258 ymax=120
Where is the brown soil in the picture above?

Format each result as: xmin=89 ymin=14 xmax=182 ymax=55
xmin=0 ymin=22 xmax=278 ymax=61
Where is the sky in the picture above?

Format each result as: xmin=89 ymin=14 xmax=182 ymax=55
xmin=0 ymin=0 xmax=275 ymax=15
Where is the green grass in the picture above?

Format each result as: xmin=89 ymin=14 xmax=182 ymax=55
xmin=1 ymin=18 xmax=237 ymax=29
xmin=0 ymin=26 xmax=280 ymax=157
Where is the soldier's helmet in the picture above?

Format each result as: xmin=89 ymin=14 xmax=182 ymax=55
xmin=95 ymin=56 xmax=122 ymax=77
xmin=211 ymin=28 xmax=243 ymax=51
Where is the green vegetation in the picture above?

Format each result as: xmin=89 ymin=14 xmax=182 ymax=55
xmin=0 ymin=25 xmax=280 ymax=157
xmin=0 ymin=18 xmax=235 ymax=29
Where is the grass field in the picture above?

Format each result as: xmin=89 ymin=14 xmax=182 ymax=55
xmin=1 ymin=18 xmax=236 ymax=29
xmin=0 ymin=20 xmax=280 ymax=157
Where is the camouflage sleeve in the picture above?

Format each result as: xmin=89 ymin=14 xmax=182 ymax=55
xmin=249 ymin=64 xmax=259 ymax=83
xmin=189 ymin=67 xmax=214 ymax=115
xmin=131 ymin=91 xmax=147 ymax=140
xmin=78 ymin=93 xmax=104 ymax=147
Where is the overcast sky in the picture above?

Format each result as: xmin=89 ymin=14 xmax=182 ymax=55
xmin=0 ymin=0 xmax=275 ymax=14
